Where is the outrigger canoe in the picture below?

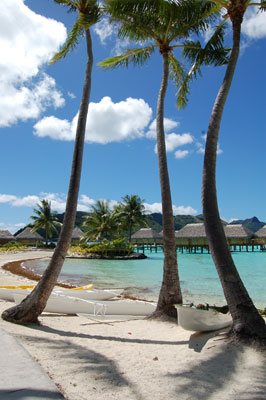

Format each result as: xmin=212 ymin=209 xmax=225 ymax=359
xmin=13 ymin=291 xmax=156 ymax=316
xmin=175 ymin=305 xmax=232 ymax=332
xmin=0 ymin=285 xmax=123 ymax=302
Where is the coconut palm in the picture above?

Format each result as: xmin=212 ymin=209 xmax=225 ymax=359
xmin=29 ymin=199 xmax=61 ymax=246
xmin=100 ymin=0 xmax=228 ymax=317
xmin=200 ymin=0 xmax=266 ymax=344
xmin=2 ymin=0 xmax=102 ymax=324
xmin=82 ymin=200 xmax=118 ymax=241
xmin=114 ymin=195 xmax=148 ymax=242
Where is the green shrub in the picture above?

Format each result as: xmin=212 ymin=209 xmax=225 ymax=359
xmin=70 ymin=238 xmax=134 ymax=257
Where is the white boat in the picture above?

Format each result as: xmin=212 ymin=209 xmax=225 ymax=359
xmin=13 ymin=292 xmax=157 ymax=316
xmin=0 ymin=286 xmax=123 ymax=302
xmin=175 ymin=305 xmax=232 ymax=332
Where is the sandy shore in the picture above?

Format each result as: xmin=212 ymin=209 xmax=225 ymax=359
xmin=1 ymin=251 xmax=266 ymax=400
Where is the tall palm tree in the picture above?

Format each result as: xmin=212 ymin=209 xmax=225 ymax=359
xmin=29 ymin=199 xmax=61 ymax=246
xmin=2 ymin=0 xmax=102 ymax=324
xmin=82 ymin=200 xmax=117 ymax=241
xmin=201 ymin=0 xmax=266 ymax=344
xmin=114 ymin=195 xmax=148 ymax=242
xmin=100 ymin=0 xmax=228 ymax=318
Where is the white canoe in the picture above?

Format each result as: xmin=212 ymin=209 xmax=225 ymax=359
xmin=0 ymin=287 xmax=123 ymax=302
xmin=175 ymin=305 xmax=232 ymax=332
xmin=13 ymin=292 xmax=156 ymax=316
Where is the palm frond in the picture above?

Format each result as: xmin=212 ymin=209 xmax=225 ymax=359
xmin=98 ymin=46 xmax=155 ymax=69
xmin=50 ymin=20 xmax=84 ymax=63
xmin=168 ymin=54 xmax=188 ymax=108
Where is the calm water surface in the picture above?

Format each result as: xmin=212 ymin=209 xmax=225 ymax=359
xmin=23 ymin=249 xmax=266 ymax=308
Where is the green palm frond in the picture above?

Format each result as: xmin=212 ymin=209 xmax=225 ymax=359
xmin=98 ymin=45 xmax=155 ymax=69
xmin=168 ymin=54 xmax=189 ymax=108
xmin=50 ymin=20 xmax=84 ymax=63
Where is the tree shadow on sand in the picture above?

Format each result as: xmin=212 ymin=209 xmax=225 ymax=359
xmin=168 ymin=339 xmax=266 ymax=400
xmin=18 ymin=333 xmax=145 ymax=400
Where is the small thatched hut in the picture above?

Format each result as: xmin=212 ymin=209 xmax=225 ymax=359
xmin=175 ymin=223 xmax=208 ymax=247
xmin=223 ymin=224 xmax=254 ymax=246
xmin=71 ymin=227 xmax=84 ymax=244
xmin=15 ymin=227 xmax=44 ymax=247
xmin=0 ymin=230 xmax=15 ymax=245
xmin=131 ymin=228 xmax=163 ymax=244
xmin=254 ymin=225 xmax=266 ymax=245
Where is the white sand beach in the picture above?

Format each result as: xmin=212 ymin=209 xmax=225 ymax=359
xmin=0 ymin=251 xmax=266 ymax=400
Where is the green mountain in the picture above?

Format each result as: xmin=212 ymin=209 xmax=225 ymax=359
xmin=229 ymin=216 xmax=264 ymax=233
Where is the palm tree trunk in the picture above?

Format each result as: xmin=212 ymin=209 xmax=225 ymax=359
xmin=2 ymin=29 xmax=93 ymax=324
xmin=153 ymin=52 xmax=182 ymax=318
xmin=202 ymin=10 xmax=266 ymax=344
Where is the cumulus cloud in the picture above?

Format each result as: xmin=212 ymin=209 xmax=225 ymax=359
xmin=34 ymin=96 xmax=153 ymax=144
xmin=0 ymin=222 xmax=25 ymax=234
xmin=242 ymin=9 xmax=266 ymax=39
xmin=143 ymin=202 xmax=197 ymax=215
xmin=0 ymin=0 xmax=66 ymax=127
xmin=147 ymin=118 xmax=193 ymax=155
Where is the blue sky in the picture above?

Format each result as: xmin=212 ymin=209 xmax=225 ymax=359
xmin=1 ymin=0 xmax=266 ymax=233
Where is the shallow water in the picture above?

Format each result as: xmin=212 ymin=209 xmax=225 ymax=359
xmin=23 ymin=248 xmax=266 ymax=308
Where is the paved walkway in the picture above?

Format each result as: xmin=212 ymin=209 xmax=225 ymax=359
xmin=0 ymin=327 xmax=65 ymax=399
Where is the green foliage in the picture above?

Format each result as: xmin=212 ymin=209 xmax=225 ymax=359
xmin=70 ymin=238 xmax=134 ymax=257
xmin=0 ymin=242 xmax=27 ymax=253
xmin=36 ymin=241 xmax=56 ymax=249
xmin=30 ymin=199 xmax=61 ymax=245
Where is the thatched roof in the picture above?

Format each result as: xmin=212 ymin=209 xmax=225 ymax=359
xmin=224 ymin=224 xmax=254 ymax=238
xmin=175 ymin=223 xmax=254 ymax=239
xmin=0 ymin=230 xmax=15 ymax=240
xmin=175 ymin=223 xmax=206 ymax=238
xmin=132 ymin=228 xmax=162 ymax=239
xmin=15 ymin=227 xmax=44 ymax=241
xmin=71 ymin=227 xmax=84 ymax=240
xmin=255 ymin=225 xmax=266 ymax=238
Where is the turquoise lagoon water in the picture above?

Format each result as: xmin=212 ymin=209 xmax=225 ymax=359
xmin=23 ymin=249 xmax=266 ymax=308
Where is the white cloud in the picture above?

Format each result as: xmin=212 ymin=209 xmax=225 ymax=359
xmin=196 ymin=134 xmax=223 ymax=155
xmin=68 ymin=92 xmax=76 ymax=99
xmin=93 ymin=18 xmax=114 ymax=44
xmin=34 ymin=96 xmax=153 ymax=144
xmin=80 ymin=195 xmax=96 ymax=207
xmin=242 ymin=9 xmax=266 ymax=39
xmin=0 ymin=222 xmax=25 ymax=234
xmin=0 ymin=0 xmax=66 ymax=127
xmin=175 ymin=149 xmax=189 ymax=159
xmin=143 ymin=202 xmax=197 ymax=215
xmin=147 ymin=118 xmax=193 ymax=154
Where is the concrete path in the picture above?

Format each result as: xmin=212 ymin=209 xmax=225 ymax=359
xmin=0 ymin=327 xmax=65 ymax=399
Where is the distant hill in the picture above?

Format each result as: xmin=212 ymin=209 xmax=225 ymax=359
xmin=14 ymin=213 xmax=265 ymax=237
xmin=229 ymin=216 xmax=265 ymax=233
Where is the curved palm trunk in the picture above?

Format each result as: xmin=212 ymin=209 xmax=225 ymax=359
xmin=153 ymin=52 xmax=182 ymax=318
xmin=2 ymin=30 xmax=93 ymax=324
xmin=202 ymin=10 xmax=266 ymax=344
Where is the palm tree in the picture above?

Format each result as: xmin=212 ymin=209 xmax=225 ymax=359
xmin=29 ymin=199 xmax=61 ymax=246
xmin=100 ymin=0 xmax=228 ymax=318
xmin=82 ymin=200 xmax=117 ymax=241
xmin=2 ymin=0 xmax=102 ymax=324
xmin=114 ymin=195 xmax=148 ymax=242
xmin=201 ymin=0 xmax=266 ymax=345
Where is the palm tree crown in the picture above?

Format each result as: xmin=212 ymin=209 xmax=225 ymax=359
xmin=30 ymin=200 xmax=61 ymax=245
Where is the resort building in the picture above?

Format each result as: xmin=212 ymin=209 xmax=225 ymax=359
xmin=71 ymin=227 xmax=84 ymax=244
xmin=15 ymin=227 xmax=44 ymax=247
xmin=0 ymin=230 xmax=15 ymax=245
xmin=254 ymin=225 xmax=266 ymax=247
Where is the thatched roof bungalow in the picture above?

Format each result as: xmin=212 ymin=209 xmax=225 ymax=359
xmin=131 ymin=228 xmax=163 ymax=244
xmin=254 ymin=225 xmax=266 ymax=245
xmin=15 ymin=227 xmax=44 ymax=246
xmin=0 ymin=230 xmax=15 ymax=245
xmin=175 ymin=223 xmax=208 ymax=247
xmin=223 ymin=224 xmax=254 ymax=246
xmin=71 ymin=227 xmax=84 ymax=243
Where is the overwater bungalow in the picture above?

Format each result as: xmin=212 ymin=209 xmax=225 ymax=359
xmin=132 ymin=228 xmax=163 ymax=251
xmin=15 ymin=227 xmax=44 ymax=247
xmin=254 ymin=225 xmax=266 ymax=247
xmin=0 ymin=230 xmax=15 ymax=245
xmin=175 ymin=223 xmax=256 ymax=252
